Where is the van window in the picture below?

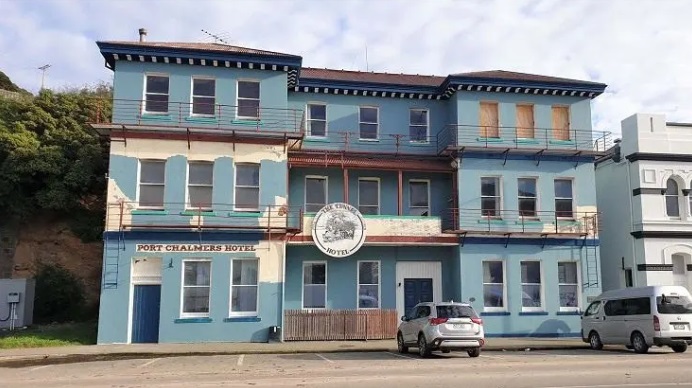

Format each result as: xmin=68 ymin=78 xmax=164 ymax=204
xmin=657 ymin=295 xmax=692 ymax=314
xmin=604 ymin=297 xmax=651 ymax=316
xmin=436 ymin=305 xmax=478 ymax=319
xmin=584 ymin=301 xmax=601 ymax=316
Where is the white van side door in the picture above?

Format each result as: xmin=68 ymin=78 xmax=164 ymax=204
xmin=582 ymin=300 xmax=604 ymax=340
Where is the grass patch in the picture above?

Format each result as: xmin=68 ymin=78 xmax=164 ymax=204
xmin=0 ymin=321 xmax=97 ymax=349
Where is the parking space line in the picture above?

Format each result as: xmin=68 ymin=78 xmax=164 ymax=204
xmin=315 ymin=353 xmax=334 ymax=363
xmin=237 ymin=354 xmax=244 ymax=366
xmin=480 ymin=354 xmax=505 ymax=360
xmin=387 ymin=352 xmax=418 ymax=360
xmin=29 ymin=365 xmax=52 ymax=372
xmin=138 ymin=358 xmax=160 ymax=368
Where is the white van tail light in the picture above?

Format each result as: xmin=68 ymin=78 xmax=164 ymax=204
xmin=653 ymin=315 xmax=660 ymax=331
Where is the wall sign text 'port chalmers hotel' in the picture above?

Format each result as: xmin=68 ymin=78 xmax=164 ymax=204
xmin=136 ymin=244 xmax=257 ymax=252
xmin=312 ymin=202 xmax=366 ymax=258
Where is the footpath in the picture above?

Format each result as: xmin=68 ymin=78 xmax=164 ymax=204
xmin=0 ymin=337 xmax=587 ymax=367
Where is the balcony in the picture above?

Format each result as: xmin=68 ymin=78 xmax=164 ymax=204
xmin=91 ymin=99 xmax=305 ymax=142
xmin=292 ymin=131 xmax=439 ymax=156
xmin=436 ymin=125 xmax=613 ymax=157
xmin=105 ymin=201 xmax=303 ymax=233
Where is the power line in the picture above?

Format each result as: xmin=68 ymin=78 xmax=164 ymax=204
xmin=38 ymin=64 xmax=51 ymax=90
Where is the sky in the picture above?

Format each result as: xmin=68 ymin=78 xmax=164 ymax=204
xmin=1 ymin=0 xmax=691 ymax=135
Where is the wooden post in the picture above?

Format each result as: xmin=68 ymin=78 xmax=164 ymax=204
xmin=344 ymin=168 xmax=349 ymax=204
xmin=398 ymin=170 xmax=403 ymax=216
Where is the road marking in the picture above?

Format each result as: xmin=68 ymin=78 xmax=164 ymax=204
xmin=29 ymin=365 xmax=52 ymax=371
xmin=543 ymin=383 xmax=692 ymax=388
xmin=237 ymin=354 xmax=244 ymax=366
xmin=480 ymin=354 xmax=505 ymax=360
xmin=138 ymin=358 xmax=160 ymax=368
xmin=315 ymin=353 xmax=334 ymax=363
xmin=387 ymin=351 xmax=418 ymax=360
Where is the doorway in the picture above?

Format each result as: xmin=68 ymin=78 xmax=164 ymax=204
xmin=131 ymin=284 xmax=161 ymax=343
xmin=396 ymin=261 xmax=442 ymax=319
xmin=672 ymin=254 xmax=690 ymax=292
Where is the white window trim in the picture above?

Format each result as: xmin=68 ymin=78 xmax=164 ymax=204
xmin=306 ymin=102 xmax=327 ymax=138
xmin=409 ymin=108 xmax=429 ymax=143
xmin=236 ymin=79 xmax=261 ymax=120
xmin=180 ymin=259 xmax=212 ymax=318
xmin=142 ymin=73 xmax=170 ymax=115
xmin=482 ymin=260 xmax=507 ymax=313
xmin=520 ymin=260 xmax=544 ymax=312
xmin=304 ymin=175 xmax=328 ymax=213
xmin=554 ymin=177 xmax=575 ymax=220
xmin=190 ymin=76 xmax=216 ymax=117
xmin=518 ymin=177 xmax=539 ymax=219
xmin=186 ymin=161 xmax=214 ymax=211
xmin=229 ymin=257 xmax=260 ymax=317
xmin=137 ymin=159 xmax=166 ymax=210
xmin=481 ymin=176 xmax=502 ymax=218
xmin=558 ymin=261 xmax=581 ymax=312
xmin=408 ymin=179 xmax=431 ymax=216
xmin=302 ymin=261 xmax=327 ymax=310
xmin=664 ymin=177 xmax=683 ymax=220
xmin=359 ymin=106 xmax=379 ymax=141
xmin=233 ymin=163 xmax=261 ymax=212
xmin=358 ymin=177 xmax=381 ymax=215
xmin=357 ymin=260 xmax=381 ymax=310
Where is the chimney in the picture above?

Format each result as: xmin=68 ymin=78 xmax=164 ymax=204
xmin=138 ymin=28 xmax=147 ymax=42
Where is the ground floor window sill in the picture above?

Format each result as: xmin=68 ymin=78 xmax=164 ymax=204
xmin=481 ymin=311 xmax=511 ymax=316
xmin=224 ymin=317 xmax=261 ymax=322
xmin=556 ymin=311 xmax=581 ymax=316
xmin=518 ymin=311 xmax=549 ymax=316
xmin=174 ymin=317 xmax=213 ymax=323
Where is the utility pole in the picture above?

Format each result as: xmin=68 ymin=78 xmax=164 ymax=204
xmin=38 ymin=64 xmax=51 ymax=90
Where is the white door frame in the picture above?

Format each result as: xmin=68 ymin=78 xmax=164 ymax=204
xmin=395 ymin=261 xmax=442 ymax=319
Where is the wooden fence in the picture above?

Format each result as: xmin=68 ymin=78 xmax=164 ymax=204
xmin=283 ymin=309 xmax=399 ymax=341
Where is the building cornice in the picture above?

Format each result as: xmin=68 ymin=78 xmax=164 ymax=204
xmin=626 ymin=152 xmax=692 ymax=163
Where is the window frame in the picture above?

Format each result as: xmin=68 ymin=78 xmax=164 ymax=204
xmin=517 ymin=177 xmax=539 ymax=218
xmin=229 ymin=258 xmax=259 ymax=317
xmin=190 ymin=76 xmax=216 ymax=117
xmin=302 ymin=261 xmax=327 ymax=310
xmin=481 ymin=176 xmax=502 ymax=218
xmin=479 ymin=101 xmax=500 ymax=138
xmin=408 ymin=179 xmax=431 ymax=216
xmin=186 ymin=161 xmax=214 ymax=211
xmin=409 ymin=108 xmax=429 ymax=143
xmin=358 ymin=177 xmax=381 ymax=215
xmin=304 ymin=175 xmax=328 ymax=213
xmin=482 ymin=260 xmax=507 ymax=312
xmin=357 ymin=260 xmax=381 ymax=310
xmin=142 ymin=73 xmax=170 ymax=115
xmin=557 ymin=261 xmax=581 ymax=312
xmin=180 ymin=259 xmax=212 ymax=318
xmin=359 ymin=106 xmax=379 ymax=141
xmin=306 ymin=102 xmax=327 ymax=138
xmin=665 ymin=177 xmax=681 ymax=219
xmin=520 ymin=260 xmax=544 ymax=312
xmin=551 ymin=104 xmax=571 ymax=140
xmin=554 ymin=178 xmax=575 ymax=220
xmin=137 ymin=159 xmax=166 ymax=210
xmin=236 ymin=79 xmax=261 ymax=120
xmin=234 ymin=163 xmax=261 ymax=212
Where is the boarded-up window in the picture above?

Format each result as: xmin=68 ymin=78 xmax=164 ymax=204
xmin=516 ymin=104 xmax=535 ymax=139
xmin=480 ymin=102 xmax=499 ymax=138
xmin=552 ymin=106 xmax=570 ymax=141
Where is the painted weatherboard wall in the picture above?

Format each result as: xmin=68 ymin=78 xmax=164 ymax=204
xmin=97 ymin=235 xmax=284 ymax=344
xmin=459 ymin=242 xmax=600 ymax=337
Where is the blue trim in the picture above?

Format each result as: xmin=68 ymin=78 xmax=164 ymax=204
xmin=445 ymin=74 xmax=607 ymax=94
xmin=185 ymin=116 xmax=218 ymax=123
xmin=296 ymin=78 xmax=437 ymax=95
xmin=476 ymin=137 xmax=505 ymax=143
xmin=477 ymin=219 xmax=507 ymax=225
xmin=223 ymin=317 xmax=262 ymax=323
xmin=304 ymin=137 xmax=330 ymax=143
xmin=457 ymin=151 xmax=596 ymax=163
xmin=231 ymin=119 xmax=264 ymax=126
xmin=180 ymin=210 xmax=217 ymax=216
xmin=174 ymin=317 xmax=213 ymax=323
xmin=459 ymin=237 xmax=600 ymax=246
xmin=481 ymin=311 xmax=511 ymax=316
xmin=103 ymin=230 xmax=265 ymax=241
xmin=408 ymin=141 xmax=432 ymax=147
xmin=141 ymin=114 xmax=172 ymax=122
xmin=556 ymin=311 xmax=582 ymax=316
xmin=515 ymin=138 xmax=541 ymax=145
xmin=228 ymin=211 xmax=261 ymax=218
xmin=515 ymin=220 xmax=543 ymax=225
xmin=485 ymin=332 xmax=581 ymax=338
xmin=131 ymin=210 xmax=169 ymax=215
xmin=549 ymin=139 xmax=576 ymax=146
xmin=519 ymin=311 xmax=549 ymax=316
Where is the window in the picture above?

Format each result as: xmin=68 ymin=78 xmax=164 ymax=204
xmin=359 ymin=107 xmax=379 ymax=140
xmin=584 ymin=301 xmax=601 ymax=317
xmin=188 ymin=162 xmax=213 ymax=210
xmin=358 ymin=261 xmax=380 ymax=309
xmin=144 ymin=75 xmax=169 ymax=113
xmin=552 ymin=105 xmax=570 ymax=141
xmin=192 ymin=78 xmax=216 ymax=116
xmin=358 ymin=178 xmax=379 ymax=215
xmin=139 ymin=160 xmax=165 ymax=208
xmin=237 ymin=80 xmax=260 ymax=119
xmin=230 ymin=259 xmax=258 ymax=316
xmin=436 ymin=305 xmax=478 ymax=319
xmin=480 ymin=102 xmax=499 ymax=138
xmin=481 ymin=177 xmax=501 ymax=217
xmin=554 ymin=179 xmax=574 ymax=218
xmin=604 ymin=297 xmax=651 ymax=316
xmin=235 ymin=164 xmax=260 ymax=211
xmin=518 ymin=178 xmax=537 ymax=217
xmin=665 ymin=178 xmax=680 ymax=217
xmin=483 ymin=261 xmax=505 ymax=310
xmin=416 ymin=305 xmax=431 ymax=318
xmin=409 ymin=180 xmax=430 ymax=216
xmin=305 ymin=176 xmax=327 ymax=213
xmin=303 ymin=262 xmax=326 ymax=309
xmin=558 ymin=262 xmax=579 ymax=310
xmin=307 ymin=104 xmax=327 ymax=137
xmin=657 ymin=294 xmax=692 ymax=314
xmin=409 ymin=109 xmax=429 ymax=142
xmin=181 ymin=260 xmax=211 ymax=317
xmin=516 ymin=104 xmax=535 ymax=139
xmin=521 ymin=261 xmax=542 ymax=310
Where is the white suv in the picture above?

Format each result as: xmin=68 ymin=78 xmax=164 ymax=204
xmin=397 ymin=302 xmax=485 ymax=358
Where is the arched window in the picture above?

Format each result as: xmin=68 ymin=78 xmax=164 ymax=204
xmin=689 ymin=182 xmax=692 ymax=216
xmin=665 ymin=178 xmax=680 ymax=217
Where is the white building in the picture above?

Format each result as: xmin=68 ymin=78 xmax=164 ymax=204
xmin=596 ymin=113 xmax=692 ymax=292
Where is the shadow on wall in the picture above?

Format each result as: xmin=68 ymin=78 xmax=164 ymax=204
xmin=532 ymin=319 xmax=575 ymax=337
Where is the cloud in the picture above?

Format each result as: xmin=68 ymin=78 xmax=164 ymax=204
xmin=1 ymin=0 xmax=691 ymax=134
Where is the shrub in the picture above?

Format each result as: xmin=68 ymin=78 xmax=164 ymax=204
xmin=32 ymin=261 xmax=86 ymax=324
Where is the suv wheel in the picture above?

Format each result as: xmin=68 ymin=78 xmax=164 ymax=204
xmin=467 ymin=347 xmax=481 ymax=358
xmin=418 ymin=334 xmax=431 ymax=358
xmin=631 ymin=332 xmax=649 ymax=354
xmin=671 ymin=343 xmax=688 ymax=353
xmin=397 ymin=333 xmax=408 ymax=354
xmin=589 ymin=331 xmax=603 ymax=350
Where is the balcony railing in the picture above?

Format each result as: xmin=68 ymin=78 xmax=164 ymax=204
xmin=105 ymin=201 xmax=303 ymax=233
xmin=93 ymin=99 xmax=305 ymax=135
xmin=436 ymin=125 xmax=613 ymax=155
xmin=443 ymin=208 xmax=599 ymax=236
xmin=293 ymin=131 xmax=439 ymax=156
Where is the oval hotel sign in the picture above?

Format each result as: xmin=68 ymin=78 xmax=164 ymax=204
xmin=312 ymin=202 xmax=366 ymax=258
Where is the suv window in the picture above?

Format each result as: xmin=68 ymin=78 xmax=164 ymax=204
xmin=657 ymin=295 xmax=692 ymax=314
xmin=416 ymin=306 xmax=431 ymax=318
xmin=406 ymin=307 xmax=418 ymax=320
xmin=436 ymin=305 xmax=478 ymax=319
xmin=604 ymin=297 xmax=651 ymax=316
xmin=584 ymin=301 xmax=601 ymax=316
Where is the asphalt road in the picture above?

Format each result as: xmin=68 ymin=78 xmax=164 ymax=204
xmin=2 ymin=348 xmax=692 ymax=387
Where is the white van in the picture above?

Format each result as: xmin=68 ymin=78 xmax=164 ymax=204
xmin=581 ymin=285 xmax=692 ymax=353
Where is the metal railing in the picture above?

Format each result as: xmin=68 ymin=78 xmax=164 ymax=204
xmin=443 ymin=208 xmax=599 ymax=236
xmin=295 ymin=130 xmax=439 ymax=156
xmin=436 ymin=124 xmax=613 ymax=155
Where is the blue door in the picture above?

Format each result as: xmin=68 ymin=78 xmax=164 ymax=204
xmin=131 ymin=285 xmax=161 ymax=343
xmin=404 ymin=278 xmax=433 ymax=316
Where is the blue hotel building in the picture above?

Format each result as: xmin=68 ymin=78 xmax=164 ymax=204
xmin=92 ymin=31 xmax=610 ymax=344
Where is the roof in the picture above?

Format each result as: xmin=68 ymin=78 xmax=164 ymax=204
xmin=453 ymin=70 xmax=606 ymax=87
xmin=97 ymin=41 xmax=301 ymax=59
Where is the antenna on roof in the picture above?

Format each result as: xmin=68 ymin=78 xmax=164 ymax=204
xmin=365 ymin=44 xmax=369 ymax=72
xmin=37 ymin=64 xmax=51 ymax=90
xmin=201 ymin=29 xmax=229 ymax=44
